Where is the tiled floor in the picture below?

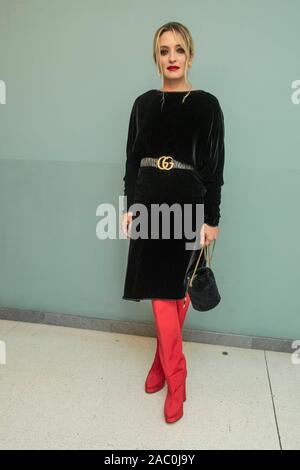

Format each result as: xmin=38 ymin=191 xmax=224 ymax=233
xmin=0 ymin=319 xmax=299 ymax=450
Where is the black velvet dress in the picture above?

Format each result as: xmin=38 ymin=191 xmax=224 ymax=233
xmin=122 ymin=89 xmax=225 ymax=302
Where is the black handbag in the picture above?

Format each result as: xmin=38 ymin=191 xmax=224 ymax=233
xmin=186 ymin=240 xmax=221 ymax=311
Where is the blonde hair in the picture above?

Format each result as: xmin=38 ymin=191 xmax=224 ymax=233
xmin=153 ymin=22 xmax=195 ymax=106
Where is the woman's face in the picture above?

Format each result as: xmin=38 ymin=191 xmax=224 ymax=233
xmin=158 ymin=31 xmax=190 ymax=82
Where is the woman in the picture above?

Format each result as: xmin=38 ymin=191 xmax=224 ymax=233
xmin=121 ymin=22 xmax=225 ymax=423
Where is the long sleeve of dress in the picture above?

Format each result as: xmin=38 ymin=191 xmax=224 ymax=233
xmin=198 ymin=98 xmax=225 ymax=227
xmin=122 ymin=98 xmax=140 ymax=214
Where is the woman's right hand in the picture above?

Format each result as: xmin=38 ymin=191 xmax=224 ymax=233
xmin=122 ymin=211 xmax=133 ymax=239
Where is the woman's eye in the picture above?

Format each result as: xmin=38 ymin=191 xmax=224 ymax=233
xmin=160 ymin=48 xmax=185 ymax=55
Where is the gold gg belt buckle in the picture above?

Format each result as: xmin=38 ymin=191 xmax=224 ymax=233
xmin=157 ymin=155 xmax=174 ymax=170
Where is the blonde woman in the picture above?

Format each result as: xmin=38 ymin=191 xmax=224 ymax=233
xmin=122 ymin=22 xmax=225 ymax=423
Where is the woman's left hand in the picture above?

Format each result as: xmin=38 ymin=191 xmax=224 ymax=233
xmin=200 ymin=223 xmax=219 ymax=246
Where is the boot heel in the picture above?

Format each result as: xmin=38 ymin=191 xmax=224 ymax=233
xmin=164 ymin=372 xmax=186 ymax=423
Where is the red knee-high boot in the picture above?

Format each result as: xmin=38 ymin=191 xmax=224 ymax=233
xmin=151 ymin=299 xmax=187 ymax=423
xmin=145 ymin=293 xmax=190 ymax=395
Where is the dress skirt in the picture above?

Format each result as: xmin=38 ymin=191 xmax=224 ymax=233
xmin=122 ymin=166 xmax=207 ymax=301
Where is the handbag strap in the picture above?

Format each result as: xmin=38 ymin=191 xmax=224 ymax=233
xmin=206 ymin=239 xmax=216 ymax=268
xmin=188 ymin=239 xmax=216 ymax=287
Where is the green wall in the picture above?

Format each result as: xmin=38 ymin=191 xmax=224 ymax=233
xmin=1 ymin=0 xmax=299 ymax=339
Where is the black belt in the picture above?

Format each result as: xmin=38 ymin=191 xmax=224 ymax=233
xmin=140 ymin=156 xmax=194 ymax=171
